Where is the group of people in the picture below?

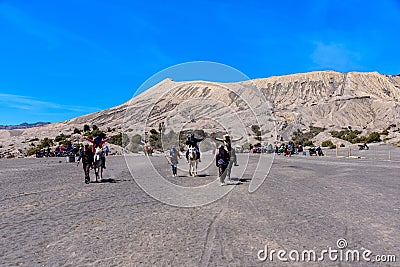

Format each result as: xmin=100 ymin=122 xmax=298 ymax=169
xmin=275 ymin=143 xmax=303 ymax=156
xmin=168 ymin=133 xmax=241 ymax=186
xmin=76 ymin=136 xmax=109 ymax=184
xmin=35 ymin=145 xmax=80 ymax=158
xmin=77 ymin=132 xmax=243 ymax=186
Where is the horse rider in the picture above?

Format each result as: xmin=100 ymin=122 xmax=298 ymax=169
xmin=84 ymin=135 xmax=110 ymax=153
xmin=186 ymin=133 xmax=204 ymax=162
xmin=84 ymin=135 xmax=109 ymax=168
xmin=77 ymin=142 xmax=94 ymax=184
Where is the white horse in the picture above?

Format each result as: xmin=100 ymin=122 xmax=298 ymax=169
xmin=93 ymin=148 xmax=104 ymax=182
xmin=187 ymin=146 xmax=198 ymax=176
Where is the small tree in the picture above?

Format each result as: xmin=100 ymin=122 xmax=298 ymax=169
xmin=27 ymin=147 xmax=42 ymax=156
xmin=303 ymin=140 xmax=314 ymax=147
xmin=322 ymin=140 xmax=336 ymax=149
xmin=55 ymin=133 xmax=66 ymax=142
xmin=131 ymin=134 xmax=142 ymax=144
xmin=41 ymin=138 xmax=54 ymax=147
xmin=73 ymin=128 xmax=81 ymax=134
xmin=109 ymin=133 xmax=122 ymax=146
xmin=92 ymin=125 xmax=98 ymax=131
xmin=59 ymin=140 xmax=72 ymax=146
xmin=83 ymin=124 xmax=91 ymax=132
xmin=367 ymin=132 xmax=381 ymax=143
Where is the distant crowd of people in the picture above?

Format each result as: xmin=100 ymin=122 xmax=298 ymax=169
xmin=35 ymin=145 xmax=80 ymax=158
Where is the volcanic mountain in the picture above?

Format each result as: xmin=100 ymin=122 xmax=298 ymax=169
xmin=1 ymin=71 xmax=400 ymax=158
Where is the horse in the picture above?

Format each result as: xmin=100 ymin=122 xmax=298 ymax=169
xmin=93 ymin=148 xmax=104 ymax=182
xmin=187 ymin=146 xmax=198 ymax=176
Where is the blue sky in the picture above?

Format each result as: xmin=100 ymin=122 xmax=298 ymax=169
xmin=1 ymin=0 xmax=400 ymax=125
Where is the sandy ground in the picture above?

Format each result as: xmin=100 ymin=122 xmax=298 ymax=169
xmin=0 ymin=149 xmax=399 ymax=266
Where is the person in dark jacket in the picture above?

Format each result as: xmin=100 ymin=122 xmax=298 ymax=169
xmin=186 ymin=133 xmax=204 ymax=162
xmin=216 ymin=145 xmax=230 ymax=186
xmin=77 ymin=143 xmax=94 ymax=184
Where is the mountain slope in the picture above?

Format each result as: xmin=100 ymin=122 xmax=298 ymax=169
xmin=1 ymin=71 xmax=400 ymax=158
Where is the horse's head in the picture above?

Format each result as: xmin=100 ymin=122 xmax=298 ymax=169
xmin=188 ymin=146 xmax=197 ymax=160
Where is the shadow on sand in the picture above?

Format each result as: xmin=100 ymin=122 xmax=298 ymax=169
xmin=90 ymin=177 xmax=133 ymax=183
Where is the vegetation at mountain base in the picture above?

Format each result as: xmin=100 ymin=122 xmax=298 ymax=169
xmin=330 ymin=126 xmax=383 ymax=143
xmin=321 ymin=140 xmax=336 ymax=149
xmin=108 ymin=133 xmax=123 ymax=146
xmin=291 ymin=126 xmax=325 ymax=147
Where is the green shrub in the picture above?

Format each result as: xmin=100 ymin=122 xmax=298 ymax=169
xmin=83 ymin=124 xmax=90 ymax=132
xmin=321 ymin=140 xmax=334 ymax=147
xmin=380 ymin=129 xmax=389 ymax=135
xmin=27 ymin=147 xmax=42 ymax=156
xmin=330 ymin=129 xmax=362 ymax=143
xmin=40 ymin=138 xmax=54 ymax=147
xmin=92 ymin=125 xmax=98 ymax=131
xmin=131 ymin=134 xmax=142 ymax=144
xmin=340 ymin=144 xmax=345 ymax=147
xmin=59 ymin=139 xmax=72 ymax=146
xmin=109 ymin=133 xmax=123 ymax=146
xmin=73 ymin=128 xmax=81 ymax=134
xmin=55 ymin=133 xmax=67 ymax=142
xmin=303 ymin=140 xmax=314 ymax=147
xmin=251 ymin=125 xmax=260 ymax=133
xmin=291 ymin=126 xmax=324 ymax=146
xmin=355 ymin=136 xmax=367 ymax=143
xmin=85 ymin=129 xmax=106 ymax=139
xmin=366 ymin=132 xmax=381 ymax=143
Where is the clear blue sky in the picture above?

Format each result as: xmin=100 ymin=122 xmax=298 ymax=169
xmin=1 ymin=0 xmax=399 ymax=125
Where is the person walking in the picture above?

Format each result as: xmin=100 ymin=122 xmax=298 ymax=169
xmin=215 ymin=134 xmax=242 ymax=166
xmin=216 ymin=145 xmax=230 ymax=186
xmin=77 ymin=143 xmax=94 ymax=184
xmin=169 ymin=145 xmax=181 ymax=177
xmin=105 ymin=145 xmax=109 ymax=156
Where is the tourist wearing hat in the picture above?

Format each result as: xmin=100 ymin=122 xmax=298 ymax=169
xmin=215 ymin=134 xmax=243 ymax=183
xmin=216 ymin=145 xmax=230 ymax=186
xmin=215 ymin=134 xmax=243 ymax=166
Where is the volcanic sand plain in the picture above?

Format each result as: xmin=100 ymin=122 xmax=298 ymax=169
xmin=0 ymin=148 xmax=399 ymax=266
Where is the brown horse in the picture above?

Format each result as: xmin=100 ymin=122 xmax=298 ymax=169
xmin=144 ymin=144 xmax=153 ymax=156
